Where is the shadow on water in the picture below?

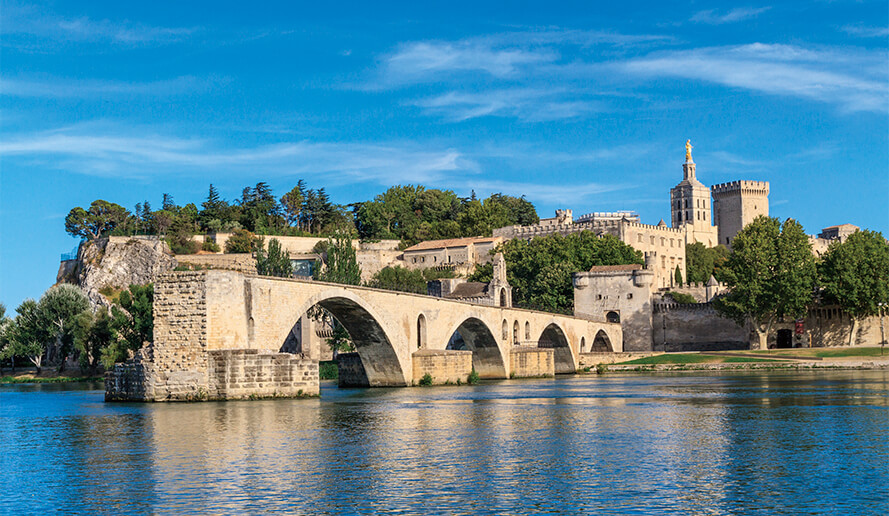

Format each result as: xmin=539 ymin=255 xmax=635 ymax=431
xmin=1 ymin=370 xmax=887 ymax=514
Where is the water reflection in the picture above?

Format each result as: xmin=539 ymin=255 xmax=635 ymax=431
xmin=1 ymin=372 xmax=887 ymax=514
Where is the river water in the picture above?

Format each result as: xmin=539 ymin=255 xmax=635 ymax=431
xmin=1 ymin=371 xmax=887 ymax=515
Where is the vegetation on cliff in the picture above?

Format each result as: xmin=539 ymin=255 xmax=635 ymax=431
xmin=64 ymin=182 xmax=539 ymax=251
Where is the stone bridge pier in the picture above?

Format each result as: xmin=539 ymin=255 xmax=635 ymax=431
xmin=106 ymin=270 xmax=621 ymax=401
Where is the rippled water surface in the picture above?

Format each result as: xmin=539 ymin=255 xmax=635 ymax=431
xmin=2 ymin=371 xmax=888 ymax=515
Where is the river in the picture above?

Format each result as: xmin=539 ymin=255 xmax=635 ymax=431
xmin=1 ymin=371 xmax=887 ymax=515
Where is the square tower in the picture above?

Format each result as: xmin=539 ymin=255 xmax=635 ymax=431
xmin=711 ymin=180 xmax=770 ymax=248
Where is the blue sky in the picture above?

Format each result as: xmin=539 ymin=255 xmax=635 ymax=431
xmin=1 ymin=0 xmax=887 ymax=309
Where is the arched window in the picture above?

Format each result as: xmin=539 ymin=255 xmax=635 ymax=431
xmin=417 ymin=314 xmax=427 ymax=349
xmin=502 ymin=319 xmax=509 ymax=340
xmin=606 ymin=311 xmax=620 ymax=323
xmin=524 ymin=321 xmax=531 ymax=341
xmin=580 ymin=337 xmax=586 ymax=353
xmin=513 ymin=321 xmax=519 ymax=345
xmin=499 ymin=289 xmax=507 ymax=307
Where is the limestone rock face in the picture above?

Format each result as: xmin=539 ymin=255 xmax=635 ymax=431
xmin=59 ymin=237 xmax=177 ymax=307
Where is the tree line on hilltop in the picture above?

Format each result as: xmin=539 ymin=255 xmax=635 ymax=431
xmin=64 ymin=182 xmax=540 ymax=253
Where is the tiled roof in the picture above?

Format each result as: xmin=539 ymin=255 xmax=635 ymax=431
xmin=445 ymin=282 xmax=489 ymax=299
xmin=404 ymin=236 xmax=501 ymax=252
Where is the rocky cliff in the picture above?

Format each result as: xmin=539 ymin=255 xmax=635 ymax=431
xmin=57 ymin=237 xmax=177 ymax=307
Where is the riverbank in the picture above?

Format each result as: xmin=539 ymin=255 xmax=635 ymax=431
xmin=592 ymin=346 xmax=889 ymax=373
xmin=0 ymin=369 xmax=104 ymax=384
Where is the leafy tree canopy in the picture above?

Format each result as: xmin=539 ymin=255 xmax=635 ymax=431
xmin=65 ymin=200 xmax=130 ymax=240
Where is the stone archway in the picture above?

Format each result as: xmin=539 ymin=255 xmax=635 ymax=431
xmin=590 ymin=329 xmax=613 ymax=352
xmin=537 ymin=323 xmax=575 ymax=374
xmin=285 ymin=293 xmax=407 ymax=387
xmin=446 ymin=317 xmax=508 ymax=379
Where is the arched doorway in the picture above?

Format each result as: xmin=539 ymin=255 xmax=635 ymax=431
xmin=590 ymin=330 xmax=612 ymax=352
xmin=447 ymin=317 xmax=508 ymax=379
xmin=777 ymin=329 xmax=793 ymax=349
xmin=537 ymin=323 xmax=575 ymax=374
xmin=499 ymin=289 xmax=507 ymax=307
xmin=606 ymin=311 xmax=620 ymax=323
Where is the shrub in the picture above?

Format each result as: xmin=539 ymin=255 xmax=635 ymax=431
xmin=225 ymin=229 xmax=258 ymax=253
xmin=467 ymin=369 xmax=480 ymax=385
xmin=666 ymin=291 xmax=697 ymax=304
xmin=319 ymin=361 xmax=338 ymax=380
xmin=201 ymin=239 xmax=220 ymax=253
xmin=418 ymin=373 xmax=434 ymax=386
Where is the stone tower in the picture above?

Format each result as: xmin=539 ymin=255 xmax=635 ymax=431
xmin=711 ymin=180 xmax=770 ymax=248
xmin=670 ymin=141 xmax=717 ymax=246
xmin=489 ymin=253 xmax=512 ymax=307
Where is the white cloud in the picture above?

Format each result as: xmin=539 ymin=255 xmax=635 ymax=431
xmin=381 ymin=41 xmax=554 ymax=85
xmin=467 ymin=179 xmax=635 ymax=204
xmin=3 ymin=4 xmax=196 ymax=46
xmin=691 ymin=7 xmax=772 ymax=25
xmin=0 ymin=76 xmax=217 ymax=98
xmin=411 ymin=89 xmax=599 ymax=121
xmin=622 ymin=43 xmax=889 ymax=113
xmin=0 ymin=127 xmax=471 ymax=185
xmin=842 ymin=26 xmax=889 ymax=39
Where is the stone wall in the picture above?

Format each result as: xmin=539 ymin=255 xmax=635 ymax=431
xmin=337 ymin=352 xmax=370 ymax=388
xmin=652 ymin=302 xmax=748 ymax=351
xmin=175 ymin=253 xmax=257 ymax=273
xmin=207 ymin=350 xmax=318 ymax=399
xmin=411 ymin=349 xmax=472 ymax=384
xmin=579 ymin=352 xmax=658 ymax=366
xmin=510 ymin=347 xmax=555 ymax=377
xmin=573 ymin=267 xmax=654 ymax=352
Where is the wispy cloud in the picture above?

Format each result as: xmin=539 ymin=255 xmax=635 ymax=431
xmin=467 ymin=179 xmax=635 ymax=204
xmin=841 ymin=25 xmax=889 ymax=39
xmin=411 ymin=89 xmax=600 ymax=121
xmin=690 ymin=7 xmax=772 ymax=25
xmin=0 ymin=76 xmax=220 ymax=98
xmin=0 ymin=126 xmax=471 ymax=185
xmin=622 ymin=43 xmax=889 ymax=113
xmin=3 ymin=3 xmax=196 ymax=47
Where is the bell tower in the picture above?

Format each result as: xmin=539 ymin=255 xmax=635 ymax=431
xmin=670 ymin=140 xmax=718 ymax=246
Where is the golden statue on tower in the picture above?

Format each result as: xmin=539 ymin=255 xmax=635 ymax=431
xmin=685 ymin=139 xmax=693 ymax=162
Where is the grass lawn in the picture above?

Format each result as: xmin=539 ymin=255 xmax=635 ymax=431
xmin=750 ymin=347 xmax=889 ymax=359
xmin=616 ymin=354 xmax=781 ymax=365
xmin=1 ymin=375 xmax=104 ymax=384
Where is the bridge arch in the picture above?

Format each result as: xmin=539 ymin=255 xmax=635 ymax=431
xmin=537 ymin=323 xmax=576 ymax=374
xmin=590 ymin=329 xmax=613 ymax=352
xmin=287 ymin=288 xmax=408 ymax=387
xmin=445 ymin=317 xmax=508 ymax=379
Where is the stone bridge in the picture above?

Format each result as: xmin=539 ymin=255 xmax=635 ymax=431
xmin=106 ymin=270 xmax=621 ymax=401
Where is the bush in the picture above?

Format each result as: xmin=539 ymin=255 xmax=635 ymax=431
xmin=201 ymin=239 xmax=220 ymax=253
xmin=225 ymin=229 xmax=258 ymax=253
xmin=319 ymin=361 xmax=338 ymax=380
xmin=666 ymin=291 xmax=697 ymax=304
xmin=467 ymin=369 xmax=480 ymax=385
xmin=418 ymin=373 xmax=433 ymax=386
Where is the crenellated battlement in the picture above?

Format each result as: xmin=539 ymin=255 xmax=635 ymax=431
xmin=711 ymin=180 xmax=770 ymax=196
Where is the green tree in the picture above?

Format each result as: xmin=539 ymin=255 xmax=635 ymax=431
xmin=674 ymin=265 xmax=683 ymax=287
xmin=685 ymin=243 xmax=729 ymax=284
xmin=112 ymin=284 xmax=154 ymax=354
xmin=65 ymin=200 xmax=130 ymax=240
xmin=256 ymin=238 xmax=295 ymax=277
xmin=714 ymin=216 xmax=817 ymax=349
xmin=326 ymin=321 xmax=354 ymax=357
xmin=1 ymin=300 xmax=48 ymax=373
xmin=281 ymin=181 xmax=306 ymax=230
xmin=74 ymin=308 xmax=116 ymax=373
xmin=470 ymin=231 xmax=643 ymax=313
xmin=314 ymin=231 xmax=361 ymax=285
xmin=38 ymin=284 xmax=90 ymax=368
xmin=367 ymin=266 xmax=455 ymax=294
xmin=224 ymin=229 xmax=259 ymax=253
xmin=819 ymin=230 xmax=889 ymax=346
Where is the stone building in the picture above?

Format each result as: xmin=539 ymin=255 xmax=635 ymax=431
xmin=809 ymin=224 xmax=861 ymax=255
xmin=403 ymin=236 xmax=503 ymax=269
xmin=427 ymin=253 xmax=512 ymax=307
xmin=670 ymin=143 xmax=719 ymax=247
xmin=573 ymin=264 xmax=655 ymax=351
xmin=711 ymin=180 xmax=770 ymax=248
